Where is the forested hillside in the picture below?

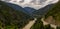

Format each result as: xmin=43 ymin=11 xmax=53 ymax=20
xmin=45 ymin=0 xmax=60 ymax=27
xmin=45 ymin=0 xmax=60 ymax=21
xmin=45 ymin=1 xmax=60 ymax=18
xmin=30 ymin=18 xmax=54 ymax=29
xmin=0 ymin=1 xmax=33 ymax=29
xmin=31 ymin=0 xmax=60 ymax=29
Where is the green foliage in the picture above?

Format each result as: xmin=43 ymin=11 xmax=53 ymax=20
xmin=56 ymin=26 xmax=60 ymax=29
xmin=45 ymin=1 xmax=60 ymax=20
xmin=5 ymin=25 xmax=18 ymax=29
xmin=30 ymin=18 xmax=54 ymax=29
xmin=0 ymin=1 xmax=33 ymax=29
xmin=43 ymin=24 xmax=54 ymax=29
xmin=30 ymin=18 xmax=43 ymax=29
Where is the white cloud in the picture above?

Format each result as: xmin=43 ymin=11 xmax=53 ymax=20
xmin=1 ymin=0 xmax=59 ymax=10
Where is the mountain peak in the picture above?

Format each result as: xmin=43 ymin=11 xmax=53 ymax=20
xmin=1 ymin=0 xmax=59 ymax=10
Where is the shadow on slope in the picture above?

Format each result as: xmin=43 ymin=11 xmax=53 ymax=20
xmin=33 ymin=4 xmax=54 ymax=17
xmin=24 ymin=7 xmax=36 ymax=16
xmin=6 ymin=3 xmax=36 ymax=16
xmin=0 ymin=1 xmax=34 ymax=29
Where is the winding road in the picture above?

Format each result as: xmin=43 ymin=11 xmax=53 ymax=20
xmin=22 ymin=18 xmax=37 ymax=29
xmin=22 ymin=18 xmax=57 ymax=29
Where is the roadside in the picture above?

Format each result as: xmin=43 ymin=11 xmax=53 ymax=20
xmin=41 ymin=18 xmax=57 ymax=29
xmin=22 ymin=18 xmax=37 ymax=29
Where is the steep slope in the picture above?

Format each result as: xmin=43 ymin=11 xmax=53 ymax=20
xmin=45 ymin=1 xmax=60 ymax=26
xmin=32 ymin=4 xmax=54 ymax=18
xmin=24 ymin=7 xmax=36 ymax=16
xmin=6 ymin=3 xmax=36 ymax=16
xmin=0 ymin=1 xmax=33 ymax=29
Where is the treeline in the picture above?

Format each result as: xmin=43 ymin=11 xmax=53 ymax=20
xmin=30 ymin=18 xmax=54 ymax=29
xmin=30 ymin=18 xmax=60 ymax=29
xmin=45 ymin=1 xmax=60 ymax=20
xmin=31 ymin=1 xmax=60 ymax=29
xmin=0 ymin=1 xmax=33 ymax=29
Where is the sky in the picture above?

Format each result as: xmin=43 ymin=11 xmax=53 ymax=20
xmin=2 ymin=0 xmax=59 ymax=10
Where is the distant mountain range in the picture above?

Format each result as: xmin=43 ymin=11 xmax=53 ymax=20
xmin=1 ymin=0 xmax=59 ymax=17
xmin=6 ymin=3 xmax=36 ymax=17
xmin=33 ymin=4 xmax=54 ymax=17
xmin=0 ymin=1 xmax=34 ymax=28
xmin=1 ymin=0 xmax=59 ymax=10
xmin=6 ymin=2 xmax=54 ymax=18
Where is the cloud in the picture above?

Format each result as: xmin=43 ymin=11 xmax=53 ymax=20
xmin=2 ymin=0 xmax=59 ymax=10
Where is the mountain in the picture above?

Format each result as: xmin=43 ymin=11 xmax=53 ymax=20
xmin=24 ymin=7 xmax=36 ymax=16
xmin=0 ymin=1 xmax=33 ymax=29
xmin=6 ymin=3 xmax=36 ymax=17
xmin=6 ymin=2 xmax=54 ymax=18
xmin=1 ymin=0 xmax=59 ymax=17
xmin=32 ymin=4 xmax=54 ymax=18
xmin=4 ymin=0 xmax=58 ymax=18
xmin=30 ymin=1 xmax=60 ymax=29
xmin=45 ymin=0 xmax=60 ymax=19
xmin=45 ymin=1 xmax=60 ymax=26
xmin=6 ymin=3 xmax=27 ymax=14
xmin=1 ymin=0 xmax=59 ymax=10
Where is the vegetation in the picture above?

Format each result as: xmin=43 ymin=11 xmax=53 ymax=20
xmin=45 ymin=1 xmax=60 ymax=20
xmin=30 ymin=18 xmax=54 ymax=29
xmin=56 ymin=26 xmax=60 ymax=29
xmin=43 ymin=24 xmax=54 ymax=29
xmin=44 ymin=0 xmax=60 ymax=25
xmin=30 ymin=18 xmax=43 ymax=29
xmin=30 ymin=1 xmax=60 ymax=29
xmin=0 ymin=1 xmax=33 ymax=29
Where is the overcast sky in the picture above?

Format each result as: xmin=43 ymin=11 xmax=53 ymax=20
xmin=2 ymin=0 xmax=59 ymax=10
